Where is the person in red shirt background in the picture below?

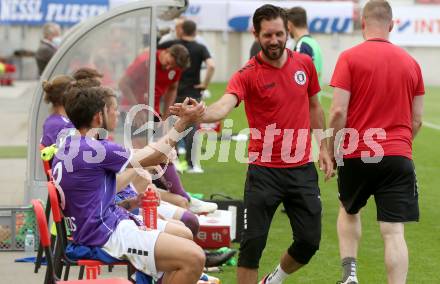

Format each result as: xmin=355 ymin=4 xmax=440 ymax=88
xmin=119 ymin=43 xmax=219 ymax=216
xmin=172 ymin=4 xmax=333 ymax=284
xmin=119 ymin=43 xmax=188 ymax=152
xmin=329 ymin=1 xmax=425 ymax=284
xmin=119 ymin=44 xmax=189 ymax=119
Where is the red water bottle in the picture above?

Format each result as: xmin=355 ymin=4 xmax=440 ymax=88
xmin=142 ymin=186 xmax=158 ymax=229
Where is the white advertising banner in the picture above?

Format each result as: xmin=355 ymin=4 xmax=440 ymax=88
xmin=183 ymin=0 xmax=353 ymax=33
xmin=390 ymin=5 xmax=440 ymax=46
xmin=0 ymin=0 xmax=108 ymax=26
xmin=183 ymin=0 xmax=228 ymax=32
xmin=227 ymin=1 xmax=353 ymax=33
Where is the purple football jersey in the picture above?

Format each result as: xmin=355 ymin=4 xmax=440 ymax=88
xmin=41 ymin=114 xmax=75 ymax=146
xmin=52 ymin=135 xmax=132 ymax=246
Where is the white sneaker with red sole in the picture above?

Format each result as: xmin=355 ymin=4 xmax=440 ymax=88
xmin=189 ymin=197 xmax=218 ymax=215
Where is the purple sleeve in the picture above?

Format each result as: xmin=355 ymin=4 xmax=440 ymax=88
xmin=41 ymin=117 xmax=56 ymax=146
xmin=100 ymin=141 xmax=132 ymax=173
xmin=40 ymin=134 xmax=52 ymax=147
xmin=116 ymin=185 xmax=138 ymax=201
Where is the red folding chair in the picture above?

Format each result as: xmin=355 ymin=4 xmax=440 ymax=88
xmin=35 ymin=144 xmax=54 ymax=274
xmin=46 ymin=182 xmax=134 ymax=282
xmin=32 ymin=199 xmax=132 ymax=284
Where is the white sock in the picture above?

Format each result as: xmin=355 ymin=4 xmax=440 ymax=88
xmin=265 ymin=264 xmax=289 ymax=284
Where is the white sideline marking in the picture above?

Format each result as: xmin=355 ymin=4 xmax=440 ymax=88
xmin=423 ymin=121 xmax=440 ymax=131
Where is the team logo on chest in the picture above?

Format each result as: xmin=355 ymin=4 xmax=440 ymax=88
xmin=168 ymin=70 xmax=176 ymax=80
xmin=294 ymin=70 xmax=307 ymax=86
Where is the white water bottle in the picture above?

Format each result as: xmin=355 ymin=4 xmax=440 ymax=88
xmin=24 ymin=229 xmax=35 ymax=257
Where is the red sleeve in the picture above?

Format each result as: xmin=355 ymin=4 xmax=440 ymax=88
xmin=414 ymin=62 xmax=425 ymax=96
xmin=226 ymin=71 xmax=246 ymax=107
xmin=172 ymin=68 xmax=182 ymax=83
xmin=306 ymin=56 xmax=321 ymax=97
xmin=125 ymin=54 xmax=147 ymax=83
xmin=330 ymin=52 xmax=351 ymax=92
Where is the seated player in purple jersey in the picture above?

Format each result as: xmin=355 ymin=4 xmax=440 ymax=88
xmin=41 ymin=68 xmax=102 ymax=150
xmin=68 ymin=71 xmax=192 ymax=212
xmin=100 ymin=86 xmax=199 ymax=237
xmin=41 ymin=75 xmax=76 ymax=147
xmin=67 ymin=74 xmax=200 ymax=236
xmin=48 ymin=74 xmax=230 ymax=269
xmin=41 ymin=74 xmax=194 ymax=241
xmin=42 ymin=71 xmax=192 ymax=217
xmin=102 ymin=88 xmax=235 ymax=269
xmin=72 ymin=67 xmax=217 ymax=215
xmin=51 ymin=86 xmax=206 ymax=283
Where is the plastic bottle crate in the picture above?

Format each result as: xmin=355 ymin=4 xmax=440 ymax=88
xmin=0 ymin=206 xmax=38 ymax=251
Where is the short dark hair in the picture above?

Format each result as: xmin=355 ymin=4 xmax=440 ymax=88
xmin=182 ymin=20 xmax=197 ymax=36
xmin=101 ymin=87 xmax=117 ymax=107
xmin=252 ymin=4 xmax=288 ymax=34
xmin=64 ymin=87 xmax=106 ymax=129
xmin=286 ymin=7 xmax=308 ymax=28
xmin=72 ymin=67 xmax=103 ymax=81
xmin=70 ymin=67 xmax=102 ymax=90
xmin=168 ymin=44 xmax=190 ymax=69
xmin=69 ymin=77 xmax=101 ymax=90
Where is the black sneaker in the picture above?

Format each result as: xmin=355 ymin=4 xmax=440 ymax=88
xmin=204 ymin=249 xmax=237 ymax=267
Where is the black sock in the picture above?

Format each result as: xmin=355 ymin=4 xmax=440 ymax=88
xmin=341 ymin=257 xmax=357 ymax=281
